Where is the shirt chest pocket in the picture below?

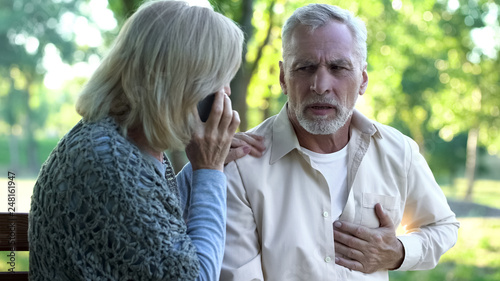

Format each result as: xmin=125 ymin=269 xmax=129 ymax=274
xmin=359 ymin=193 xmax=400 ymax=229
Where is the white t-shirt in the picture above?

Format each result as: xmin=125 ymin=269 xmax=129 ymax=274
xmin=301 ymin=145 xmax=349 ymax=222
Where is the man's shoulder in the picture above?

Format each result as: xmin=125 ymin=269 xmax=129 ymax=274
xmin=246 ymin=114 xmax=278 ymax=153
xmin=227 ymin=115 xmax=279 ymax=171
xmin=351 ymin=110 xmax=411 ymax=145
xmin=368 ymin=120 xmax=418 ymax=153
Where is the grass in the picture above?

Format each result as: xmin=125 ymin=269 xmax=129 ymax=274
xmin=390 ymin=218 xmax=500 ymax=281
xmin=390 ymin=262 xmax=500 ymax=281
xmin=443 ymin=218 xmax=500 ymax=269
xmin=0 ymin=252 xmax=29 ymax=272
xmin=441 ymin=178 xmax=500 ymax=210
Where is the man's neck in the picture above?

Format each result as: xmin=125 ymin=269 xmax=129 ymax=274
xmin=290 ymin=116 xmax=352 ymax=154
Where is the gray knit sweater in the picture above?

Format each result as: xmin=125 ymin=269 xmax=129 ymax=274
xmin=29 ymin=118 xmax=205 ymax=280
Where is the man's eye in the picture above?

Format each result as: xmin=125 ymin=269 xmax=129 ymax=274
xmin=297 ymin=66 xmax=313 ymax=71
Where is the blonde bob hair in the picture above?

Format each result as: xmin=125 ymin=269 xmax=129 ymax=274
xmin=76 ymin=0 xmax=243 ymax=151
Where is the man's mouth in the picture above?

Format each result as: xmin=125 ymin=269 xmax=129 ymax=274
xmin=310 ymin=105 xmax=333 ymax=109
xmin=307 ymin=103 xmax=336 ymax=115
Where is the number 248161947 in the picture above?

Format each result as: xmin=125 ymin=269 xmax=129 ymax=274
xmin=7 ymin=171 xmax=16 ymax=213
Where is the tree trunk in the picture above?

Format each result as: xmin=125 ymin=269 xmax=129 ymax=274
xmin=464 ymin=127 xmax=479 ymax=201
xmin=231 ymin=69 xmax=250 ymax=131
xmin=230 ymin=0 xmax=255 ymax=132
xmin=7 ymin=78 xmax=20 ymax=171
xmin=232 ymin=0 xmax=277 ymax=132
xmin=24 ymin=80 xmax=39 ymax=174
xmin=8 ymin=131 xmax=20 ymax=172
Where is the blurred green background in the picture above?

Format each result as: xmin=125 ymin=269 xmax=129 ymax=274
xmin=1 ymin=0 xmax=499 ymax=279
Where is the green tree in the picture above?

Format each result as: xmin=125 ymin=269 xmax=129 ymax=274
xmin=0 ymin=0 xmax=98 ymax=173
xmin=358 ymin=0 xmax=500 ymax=197
xmin=424 ymin=0 xmax=500 ymax=199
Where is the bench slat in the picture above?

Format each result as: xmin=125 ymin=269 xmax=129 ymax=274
xmin=0 ymin=213 xmax=29 ymax=252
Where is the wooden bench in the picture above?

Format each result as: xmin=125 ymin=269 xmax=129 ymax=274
xmin=0 ymin=212 xmax=29 ymax=280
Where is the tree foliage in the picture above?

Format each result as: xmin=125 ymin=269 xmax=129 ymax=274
xmin=0 ymin=0 xmax=112 ymax=173
xmin=1 ymin=0 xmax=498 ymax=187
xmin=1 ymin=0 xmax=79 ymax=171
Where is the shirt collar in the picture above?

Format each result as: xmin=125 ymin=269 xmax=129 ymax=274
xmin=270 ymin=104 xmax=300 ymax=164
xmin=270 ymin=104 xmax=381 ymax=164
xmin=350 ymin=109 xmax=382 ymax=139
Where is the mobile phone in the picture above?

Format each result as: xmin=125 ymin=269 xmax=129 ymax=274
xmin=197 ymin=93 xmax=216 ymax=122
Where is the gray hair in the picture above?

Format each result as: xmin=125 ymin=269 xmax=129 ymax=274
xmin=282 ymin=4 xmax=367 ymax=66
xmin=76 ymin=0 xmax=244 ymax=151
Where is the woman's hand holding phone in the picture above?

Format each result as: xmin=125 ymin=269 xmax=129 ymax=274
xmin=187 ymin=90 xmax=240 ymax=171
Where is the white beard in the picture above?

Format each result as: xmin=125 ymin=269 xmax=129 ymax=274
xmin=293 ymin=96 xmax=354 ymax=135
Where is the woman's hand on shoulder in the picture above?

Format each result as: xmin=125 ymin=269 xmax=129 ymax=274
xmin=186 ymin=90 xmax=240 ymax=171
xmin=224 ymin=133 xmax=265 ymax=164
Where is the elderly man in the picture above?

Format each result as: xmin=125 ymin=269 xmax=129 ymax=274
xmin=221 ymin=3 xmax=459 ymax=281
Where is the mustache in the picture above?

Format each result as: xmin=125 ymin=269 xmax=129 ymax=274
xmin=303 ymin=96 xmax=339 ymax=107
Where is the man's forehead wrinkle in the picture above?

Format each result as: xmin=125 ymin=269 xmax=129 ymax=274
xmin=290 ymin=56 xmax=353 ymax=67
xmin=291 ymin=57 xmax=317 ymax=66
xmin=331 ymin=57 xmax=354 ymax=67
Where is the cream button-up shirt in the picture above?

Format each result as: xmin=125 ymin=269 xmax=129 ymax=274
xmin=221 ymin=105 xmax=459 ymax=281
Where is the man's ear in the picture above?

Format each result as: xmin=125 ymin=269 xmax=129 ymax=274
xmin=359 ymin=64 xmax=368 ymax=96
xmin=279 ymin=61 xmax=287 ymax=95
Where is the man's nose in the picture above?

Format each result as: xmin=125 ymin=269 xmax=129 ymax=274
xmin=310 ymin=68 xmax=332 ymax=95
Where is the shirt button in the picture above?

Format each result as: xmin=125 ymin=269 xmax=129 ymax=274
xmin=325 ymin=256 xmax=332 ymax=263
xmin=323 ymin=211 xmax=329 ymax=218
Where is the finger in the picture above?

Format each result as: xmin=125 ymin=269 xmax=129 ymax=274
xmin=228 ymin=109 xmax=240 ymax=133
xmin=375 ymin=203 xmax=394 ymax=228
xmin=334 ymin=240 xmax=364 ymax=261
xmin=205 ymin=91 xmax=225 ymax=129
xmin=335 ymin=255 xmax=365 ymax=273
xmin=248 ymin=147 xmax=264 ymax=157
xmin=231 ymin=135 xmax=264 ymax=158
xmin=233 ymin=133 xmax=265 ymax=156
xmin=230 ymin=137 xmax=248 ymax=148
xmin=235 ymin=133 xmax=265 ymax=150
xmin=334 ymin=252 xmax=348 ymax=260
xmin=334 ymin=221 xmax=372 ymax=242
xmin=218 ymin=94 xmax=234 ymax=130
xmin=225 ymin=146 xmax=251 ymax=164
xmin=334 ymin=225 xmax=368 ymax=251
xmin=245 ymin=135 xmax=266 ymax=155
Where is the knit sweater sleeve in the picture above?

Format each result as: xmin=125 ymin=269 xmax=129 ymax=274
xmin=177 ymin=163 xmax=227 ymax=281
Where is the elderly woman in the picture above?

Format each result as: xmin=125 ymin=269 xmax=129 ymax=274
xmin=28 ymin=1 xmax=248 ymax=280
